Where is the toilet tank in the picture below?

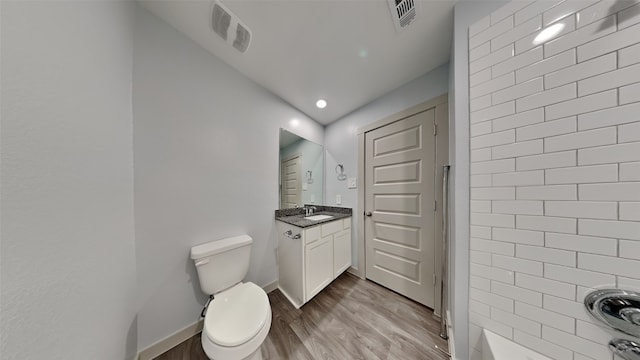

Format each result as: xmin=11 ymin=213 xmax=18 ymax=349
xmin=190 ymin=235 xmax=252 ymax=295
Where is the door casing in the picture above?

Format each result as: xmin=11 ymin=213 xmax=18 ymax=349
xmin=355 ymin=94 xmax=449 ymax=315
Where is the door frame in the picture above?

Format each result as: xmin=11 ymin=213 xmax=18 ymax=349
xmin=355 ymin=94 xmax=448 ymax=314
xmin=280 ymin=153 xmax=302 ymax=208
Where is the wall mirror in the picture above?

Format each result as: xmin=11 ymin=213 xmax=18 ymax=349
xmin=279 ymin=129 xmax=324 ymax=208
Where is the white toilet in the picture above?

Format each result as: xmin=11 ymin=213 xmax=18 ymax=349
xmin=191 ymin=235 xmax=272 ymax=360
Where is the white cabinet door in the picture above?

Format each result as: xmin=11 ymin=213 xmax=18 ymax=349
xmin=304 ymin=236 xmax=333 ymax=301
xmin=333 ymin=229 xmax=351 ymax=277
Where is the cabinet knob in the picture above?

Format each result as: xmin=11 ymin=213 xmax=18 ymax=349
xmin=365 ymin=212 xmax=372 ymax=217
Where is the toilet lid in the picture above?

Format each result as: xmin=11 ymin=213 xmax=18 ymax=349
xmin=204 ymin=282 xmax=270 ymax=347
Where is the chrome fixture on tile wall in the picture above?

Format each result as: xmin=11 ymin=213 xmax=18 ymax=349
xmin=584 ymin=289 xmax=640 ymax=360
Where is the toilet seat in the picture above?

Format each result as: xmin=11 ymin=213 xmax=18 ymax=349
xmin=201 ymin=282 xmax=271 ymax=360
xmin=204 ymin=282 xmax=270 ymax=346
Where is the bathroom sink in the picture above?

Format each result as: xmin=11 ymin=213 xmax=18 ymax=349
xmin=304 ymin=214 xmax=334 ymax=221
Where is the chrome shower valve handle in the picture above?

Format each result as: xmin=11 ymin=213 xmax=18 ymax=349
xmin=609 ymin=339 xmax=640 ymax=360
xmin=584 ymin=289 xmax=640 ymax=338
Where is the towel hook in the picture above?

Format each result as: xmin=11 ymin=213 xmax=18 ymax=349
xmin=335 ymin=164 xmax=346 ymax=181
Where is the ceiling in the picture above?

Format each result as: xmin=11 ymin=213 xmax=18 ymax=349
xmin=139 ymin=0 xmax=455 ymax=125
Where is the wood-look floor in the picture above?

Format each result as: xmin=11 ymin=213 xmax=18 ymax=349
xmin=155 ymin=273 xmax=449 ymax=360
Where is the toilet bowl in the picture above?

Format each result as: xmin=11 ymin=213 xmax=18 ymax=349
xmin=201 ymin=282 xmax=271 ymax=360
xmin=191 ymin=235 xmax=272 ymax=360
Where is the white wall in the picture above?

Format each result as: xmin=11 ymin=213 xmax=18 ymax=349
xmin=449 ymin=2 xmax=507 ymax=359
xmin=324 ymin=63 xmax=450 ymax=267
xmin=132 ymin=7 xmax=324 ymax=351
xmin=1 ymin=2 xmax=138 ymax=359
xmin=467 ymin=1 xmax=640 ymax=359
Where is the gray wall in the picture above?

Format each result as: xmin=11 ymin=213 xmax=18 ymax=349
xmin=448 ymin=2 xmax=509 ymax=359
xmin=132 ymin=7 xmax=324 ymax=351
xmin=1 ymin=2 xmax=138 ymax=359
xmin=324 ymin=63 xmax=450 ymax=267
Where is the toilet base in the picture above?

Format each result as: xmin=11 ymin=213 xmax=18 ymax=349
xmin=244 ymin=348 xmax=262 ymax=360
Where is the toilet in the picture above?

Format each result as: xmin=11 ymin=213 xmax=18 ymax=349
xmin=191 ymin=235 xmax=272 ymax=360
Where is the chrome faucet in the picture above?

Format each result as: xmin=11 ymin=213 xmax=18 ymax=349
xmin=305 ymin=206 xmax=317 ymax=216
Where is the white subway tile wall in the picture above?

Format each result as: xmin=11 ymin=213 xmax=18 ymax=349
xmin=468 ymin=1 xmax=640 ymax=359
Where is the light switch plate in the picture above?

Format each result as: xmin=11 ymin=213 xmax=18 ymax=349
xmin=336 ymin=194 xmax=342 ymax=205
xmin=348 ymin=177 xmax=357 ymax=189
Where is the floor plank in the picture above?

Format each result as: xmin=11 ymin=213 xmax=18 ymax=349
xmin=154 ymin=273 xmax=448 ymax=360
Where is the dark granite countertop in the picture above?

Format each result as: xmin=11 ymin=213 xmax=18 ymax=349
xmin=275 ymin=205 xmax=352 ymax=228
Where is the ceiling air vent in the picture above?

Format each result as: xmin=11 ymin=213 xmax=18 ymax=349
xmin=233 ymin=23 xmax=250 ymax=53
xmin=212 ymin=3 xmax=231 ymax=41
xmin=211 ymin=0 xmax=251 ymax=53
xmin=388 ymin=0 xmax=419 ymax=32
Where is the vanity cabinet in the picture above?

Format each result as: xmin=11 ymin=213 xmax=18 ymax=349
xmin=304 ymin=236 xmax=332 ymax=299
xmin=276 ymin=217 xmax=351 ymax=308
xmin=333 ymin=226 xmax=351 ymax=277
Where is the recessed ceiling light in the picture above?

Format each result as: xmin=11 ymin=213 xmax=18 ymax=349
xmin=316 ymin=99 xmax=327 ymax=109
xmin=533 ymin=23 xmax=565 ymax=45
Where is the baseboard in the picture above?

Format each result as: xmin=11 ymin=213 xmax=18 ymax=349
xmin=137 ymin=320 xmax=204 ymax=360
xmin=136 ymin=281 xmax=278 ymax=359
xmin=346 ymin=266 xmax=364 ymax=279
xmin=262 ymin=279 xmax=279 ymax=294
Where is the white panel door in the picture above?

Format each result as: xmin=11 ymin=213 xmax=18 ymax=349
xmin=281 ymin=155 xmax=301 ymax=208
xmin=364 ymin=109 xmax=436 ymax=307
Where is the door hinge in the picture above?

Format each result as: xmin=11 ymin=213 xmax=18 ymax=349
xmin=433 ymin=123 xmax=437 ymax=136
xmin=433 ymin=274 xmax=436 ymax=286
xmin=433 ymin=200 xmax=437 ymax=211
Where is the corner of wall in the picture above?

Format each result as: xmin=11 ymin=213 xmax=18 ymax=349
xmin=450 ymin=2 xmax=509 ymax=359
